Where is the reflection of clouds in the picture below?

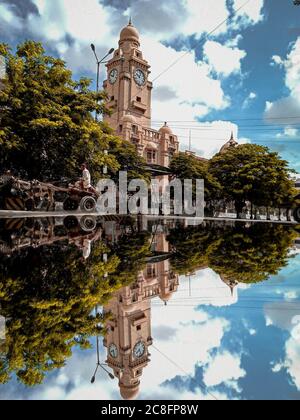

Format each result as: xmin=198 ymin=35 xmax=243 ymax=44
xmin=265 ymin=300 xmax=300 ymax=391
xmin=271 ymin=332 xmax=300 ymax=391
xmin=203 ymin=352 xmax=246 ymax=389
xmin=152 ymin=269 xmax=244 ymax=308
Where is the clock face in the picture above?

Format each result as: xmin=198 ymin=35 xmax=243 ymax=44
xmin=133 ymin=341 xmax=146 ymax=359
xmin=134 ymin=69 xmax=146 ymax=86
xmin=109 ymin=69 xmax=118 ymax=84
xmin=109 ymin=344 xmax=118 ymax=359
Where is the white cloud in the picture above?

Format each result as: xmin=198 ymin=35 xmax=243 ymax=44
xmin=181 ymin=0 xmax=229 ymax=38
xmin=271 ymin=55 xmax=284 ymax=67
xmin=232 ymin=0 xmax=265 ymax=26
xmin=265 ymin=37 xmax=300 ymax=124
xmin=276 ymin=127 xmax=299 ymax=139
xmin=284 ymin=291 xmax=298 ymax=300
xmin=203 ymin=40 xmax=247 ymax=77
xmin=243 ymin=91 xmax=257 ymax=109
xmin=0 ymin=0 xmax=265 ymax=159
xmin=203 ymin=351 xmax=246 ymax=388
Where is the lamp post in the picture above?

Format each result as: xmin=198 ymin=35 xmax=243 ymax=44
xmin=90 ymin=306 xmax=115 ymax=383
xmin=90 ymin=44 xmax=114 ymax=122
xmin=90 ymin=45 xmax=114 ymax=175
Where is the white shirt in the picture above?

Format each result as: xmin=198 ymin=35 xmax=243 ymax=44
xmin=82 ymin=168 xmax=91 ymax=189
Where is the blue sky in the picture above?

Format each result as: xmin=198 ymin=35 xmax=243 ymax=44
xmin=0 ymin=0 xmax=300 ymax=171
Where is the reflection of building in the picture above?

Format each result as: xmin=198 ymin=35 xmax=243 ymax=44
xmin=103 ymin=21 xmax=179 ymax=167
xmin=103 ymin=231 xmax=179 ymax=400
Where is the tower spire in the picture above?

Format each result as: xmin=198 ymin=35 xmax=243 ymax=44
xmin=129 ymin=16 xmax=132 ymax=26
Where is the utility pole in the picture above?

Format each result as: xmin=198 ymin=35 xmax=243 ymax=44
xmin=90 ymin=45 xmax=114 ymax=175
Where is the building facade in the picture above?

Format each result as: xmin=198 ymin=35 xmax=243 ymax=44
xmin=102 ymin=221 xmax=239 ymax=400
xmin=103 ymin=21 xmax=179 ymax=168
xmin=103 ymin=229 xmax=179 ymax=400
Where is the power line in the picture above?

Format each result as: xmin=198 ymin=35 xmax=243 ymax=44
xmin=108 ymin=0 xmax=252 ymax=123
xmin=152 ymin=344 xmax=219 ymax=401
xmin=152 ymin=304 xmax=300 ymax=310
xmin=150 ymin=116 xmax=300 ymax=123
xmin=151 ymin=0 xmax=252 ymax=84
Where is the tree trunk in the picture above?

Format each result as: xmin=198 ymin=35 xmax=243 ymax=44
xmin=235 ymin=201 xmax=244 ymax=219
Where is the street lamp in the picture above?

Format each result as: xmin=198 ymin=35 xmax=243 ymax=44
xmin=90 ymin=44 xmax=114 ymax=176
xmin=90 ymin=307 xmax=115 ymax=383
xmin=90 ymin=336 xmax=115 ymax=383
xmin=90 ymin=44 xmax=114 ymax=121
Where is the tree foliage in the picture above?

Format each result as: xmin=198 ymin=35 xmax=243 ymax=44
xmin=0 ymin=41 xmax=148 ymax=183
xmin=168 ymin=222 xmax=296 ymax=283
xmin=169 ymin=152 xmax=221 ymax=213
xmin=209 ymin=144 xmax=296 ymax=216
xmin=0 ymin=226 xmax=150 ymax=386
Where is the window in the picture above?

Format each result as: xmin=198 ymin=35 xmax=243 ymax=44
xmin=119 ymin=125 xmax=123 ymax=132
xmin=111 ymin=326 xmax=115 ymax=332
xmin=136 ymin=325 xmax=141 ymax=331
xmin=147 ymin=151 xmax=156 ymax=164
xmin=137 ymin=96 xmax=141 ymax=102
xmin=111 ymin=96 xmax=115 ymax=101
xmin=132 ymin=125 xmax=138 ymax=134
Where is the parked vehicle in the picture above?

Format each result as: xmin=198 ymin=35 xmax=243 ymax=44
xmin=0 ymin=175 xmax=99 ymax=213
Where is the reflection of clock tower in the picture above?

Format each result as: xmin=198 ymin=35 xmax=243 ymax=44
xmin=104 ymin=19 xmax=152 ymax=130
xmin=103 ymin=282 xmax=152 ymax=400
xmin=103 ymin=20 xmax=179 ymax=168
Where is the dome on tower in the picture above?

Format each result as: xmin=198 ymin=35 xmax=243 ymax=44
xmin=159 ymin=122 xmax=173 ymax=136
xmin=119 ymin=382 xmax=140 ymax=400
xmin=120 ymin=20 xmax=140 ymax=44
xmin=122 ymin=114 xmax=137 ymax=124
xmin=219 ymin=132 xmax=238 ymax=154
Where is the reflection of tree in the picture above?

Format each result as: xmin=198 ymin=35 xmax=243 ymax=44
xmin=110 ymin=231 xmax=151 ymax=286
xmin=168 ymin=223 xmax=296 ymax=283
xmin=0 ymin=230 xmax=150 ymax=386
xmin=167 ymin=226 xmax=210 ymax=275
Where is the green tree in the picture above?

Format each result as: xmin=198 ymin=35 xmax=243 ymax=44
xmin=168 ymin=222 xmax=296 ymax=283
xmin=0 ymin=41 xmax=148 ymax=183
xmin=209 ymin=144 xmax=295 ymax=218
xmin=170 ymin=152 xmax=221 ymax=215
xmin=207 ymin=223 xmax=296 ymax=284
xmin=0 ymin=225 xmax=150 ymax=386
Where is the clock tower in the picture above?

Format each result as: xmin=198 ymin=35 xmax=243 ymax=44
xmin=104 ymin=19 xmax=152 ymax=130
xmin=103 ymin=21 xmax=179 ymax=168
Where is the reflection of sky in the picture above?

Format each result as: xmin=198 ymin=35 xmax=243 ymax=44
xmin=1 ymin=255 xmax=300 ymax=401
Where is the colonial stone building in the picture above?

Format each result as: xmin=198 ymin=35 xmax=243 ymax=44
xmin=103 ymin=21 xmax=179 ymax=168
xmin=103 ymin=230 xmax=179 ymax=400
xmin=102 ymin=221 xmax=239 ymax=400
